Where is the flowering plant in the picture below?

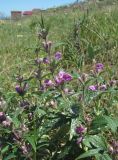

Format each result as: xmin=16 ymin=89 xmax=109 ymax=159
xmin=0 ymin=15 xmax=118 ymax=160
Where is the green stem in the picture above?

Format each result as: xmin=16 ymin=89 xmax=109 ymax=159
xmin=34 ymin=151 xmax=36 ymax=160
xmin=82 ymin=84 xmax=85 ymax=118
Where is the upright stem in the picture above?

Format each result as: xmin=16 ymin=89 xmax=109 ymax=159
xmin=34 ymin=152 xmax=36 ymax=160
xmin=33 ymin=118 xmax=37 ymax=160
xmin=82 ymin=84 xmax=85 ymax=118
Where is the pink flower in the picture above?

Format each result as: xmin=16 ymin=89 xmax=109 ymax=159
xmin=15 ymin=83 xmax=28 ymax=96
xmin=44 ymin=79 xmax=54 ymax=87
xmin=55 ymin=52 xmax=62 ymax=60
xmin=77 ymin=136 xmax=83 ymax=145
xmin=55 ymin=76 xmax=64 ymax=85
xmin=63 ymin=73 xmax=72 ymax=81
xmin=55 ymin=71 xmax=72 ymax=85
xmin=88 ymin=85 xmax=97 ymax=91
xmin=75 ymin=124 xmax=87 ymax=134
xmin=58 ymin=71 xmax=72 ymax=81
xmin=95 ymin=63 xmax=104 ymax=73
xmin=43 ymin=57 xmax=50 ymax=64
xmin=99 ymin=84 xmax=107 ymax=91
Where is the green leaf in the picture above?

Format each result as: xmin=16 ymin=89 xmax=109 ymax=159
xmin=52 ymin=123 xmax=70 ymax=142
xmin=88 ymin=44 xmax=94 ymax=60
xmin=1 ymin=146 xmax=9 ymax=154
xmin=102 ymin=153 xmax=112 ymax=160
xmin=90 ymin=135 xmax=107 ymax=150
xmin=91 ymin=115 xmax=118 ymax=133
xmin=72 ymin=72 xmax=80 ymax=79
xmin=75 ymin=148 xmax=101 ymax=160
xmin=83 ymin=136 xmax=92 ymax=148
xmin=95 ymin=153 xmax=102 ymax=160
xmin=104 ymin=116 xmax=118 ymax=133
xmin=25 ymin=135 xmax=36 ymax=152
xmin=14 ymin=108 xmax=24 ymax=117
xmin=57 ymin=146 xmax=71 ymax=159
xmin=91 ymin=116 xmax=107 ymax=130
xmin=83 ymin=135 xmax=107 ymax=150
xmin=4 ymin=154 xmax=16 ymax=160
xmin=95 ymin=153 xmax=112 ymax=160
xmin=69 ymin=118 xmax=77 ymax=140
xmin=11 ymin=117 xmax=20 ymax=128
xmin=36 ymin=108 xmax=46 ymax=116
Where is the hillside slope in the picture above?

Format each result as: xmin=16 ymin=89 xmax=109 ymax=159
xmin=0 ymin=0 xmax=118 ymax=91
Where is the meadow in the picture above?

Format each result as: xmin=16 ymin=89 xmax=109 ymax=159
xmin=0 ymin=0 xmax=118 ymax=159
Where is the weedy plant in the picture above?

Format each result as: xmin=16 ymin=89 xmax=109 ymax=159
xmin=0 ymin=15 xmax=118 ymax=160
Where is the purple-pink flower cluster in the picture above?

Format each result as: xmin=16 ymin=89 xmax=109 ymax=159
xmin=35 ymin=57 xmax=50 ymax=65
xmin=55 ymin=71 xmax=72 ymax=85
xmin=75 ymin=124 xmax=87 ymax=135
xmin=88 ymin=84 xmax=107 ymax=91
xmin=44 ymin=79 xmax=54 ymax=88
xmin=95 ymin=63 xmax=104 ymax=73
xmin=15 ymin=83 xmax=28 ymax=96
xmin=75 ymin=124 xmax=87 ymax=145
xmin=0 ymin=112 xmax=11 ymax=127
xmin=55 ymin=52 xmax=62 ymax=60
xmin=88 ymin=85 xmax=98 ymax=91
xmin=42 ymin=71 xmax=72 ymax=89
xmin=42 ymin=41 xmax=52 ymax=53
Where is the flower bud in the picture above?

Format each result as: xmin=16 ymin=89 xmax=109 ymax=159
xmin=35 ymin=58 xmax=43 ymax=65
xmin=109 ymin=146 xmax=114 ymax=154
xmin=37 ymin=28 xmax=48 ymax=40
xmin=43 ymin=57 xmax=50 ymax=64
xmin=20 ymin=100 xmax=30 ymax=109
xmin=110 ymin=80 xmax=117 ymax=87
xmin=44 ymin=79 xmax=54 ymax=88
xmin=99 ymin=84 xmax=107 ymax=91
xmin=77 ymin=136 xmax=83 ymax=145
xmin=2 ymin=119 xmax=11 ymax=127
xmin=81 ymin=73 xmax=89 ymax=82
xmin=95 ymin=63 xmax=104 ymax=73
xmin=75 ymin=124 xmax=87 ymax=134
xmin=15 ymin=83 xmax=28 ymax=96
xmin=21 ymin=145 xmax=28 ymax=155
xmin=0 ymin=112 xmax=6 ymax=122
xmin=88 ymin=85 xmax=97 ymax=91
xmin=42 ymin=41 xmax=52 ymax=53
xmin=16 ymin=76 xmax=23 ymax=83
xmin=28 ymin=112 xmax=33 ymax=121
xmin=15 ymin=85 xmax=24 ymax=95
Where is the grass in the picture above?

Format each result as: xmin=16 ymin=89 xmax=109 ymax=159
xmin=0 ymin=1 xmax=118 ymax=96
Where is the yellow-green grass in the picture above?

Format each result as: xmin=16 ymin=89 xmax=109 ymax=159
xmin=0 ymin=1 xmax=118 ymax=92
